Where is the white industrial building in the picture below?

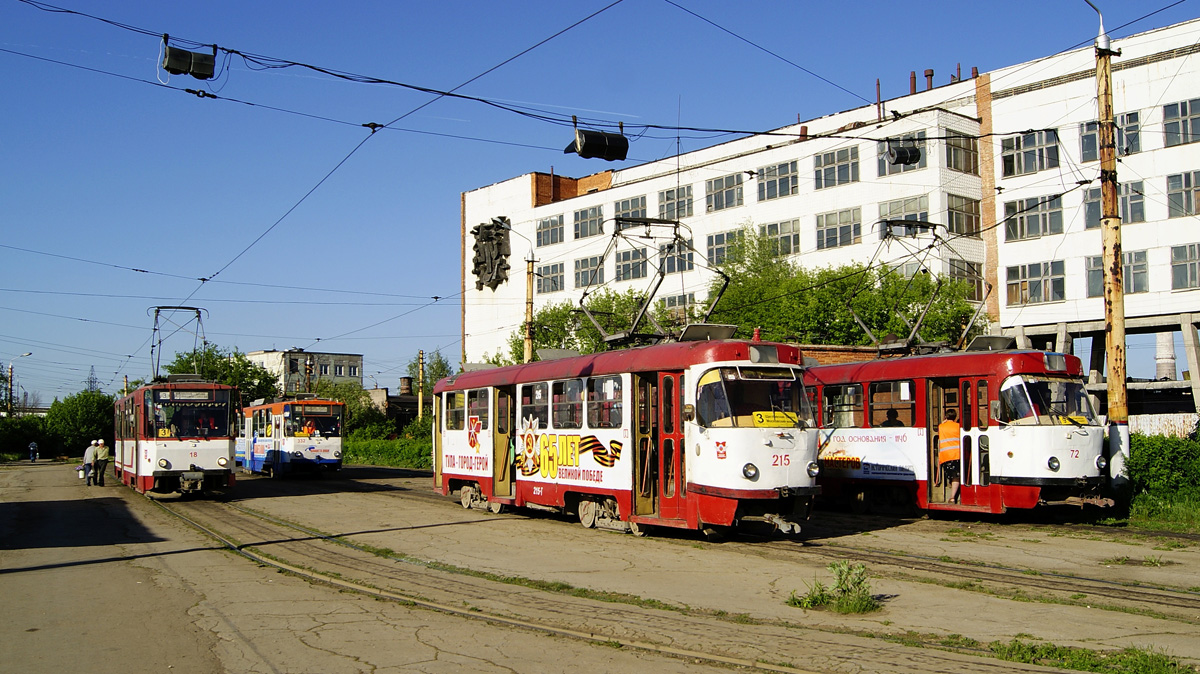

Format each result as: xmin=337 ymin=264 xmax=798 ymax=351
xmin=245 ymin=349 xmax=363 ymax=395
xmin=460 ymin=18 xmax=1200 ymax=412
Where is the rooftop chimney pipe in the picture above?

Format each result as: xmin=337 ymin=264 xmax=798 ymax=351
xmin=925 ymin=69 xmax=934 ymax=90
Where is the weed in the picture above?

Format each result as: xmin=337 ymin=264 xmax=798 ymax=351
xmin=1101 ymin=555 xmax=1130 ymax=566
xmin=989 ymin=639 xmax=1188 ymax=674
xmin=788 ymin=561 xmax=881 ymax=613
xmin=1070 ymin=593 xmax=1087 ymax=600
xmin=1021 ymin=569 xmax=1042 ymax=576
xmin=940 ymin=633 xmax=981 ymax=649
xmin=1143 ymin=555 xmax=1164 ymax=567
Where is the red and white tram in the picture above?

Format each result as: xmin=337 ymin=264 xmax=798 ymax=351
xmin=804 ymin=349 xmax=1109 ymax=514
xmin=434 ymin=339 xmax=821 ymax=535
xmin=114 ymin=376 xmax=238 ymax=495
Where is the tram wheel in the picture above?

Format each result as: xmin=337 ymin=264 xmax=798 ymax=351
xmin=578 ymin=500 xmax=598 ymax=528
xmin=460 ymin=484 xmax=477 ymax=509
xmin=628 ymin=521 xmax=647 ymax=537
xmin=486 ymin=500 xmax=504 ymax=514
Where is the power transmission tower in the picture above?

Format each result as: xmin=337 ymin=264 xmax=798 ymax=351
xmin=85 ymin=366 xmax=101 ymax=392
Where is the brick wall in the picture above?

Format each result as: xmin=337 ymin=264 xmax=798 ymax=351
xmin=796 ymin=344 xmax=878 ymax=366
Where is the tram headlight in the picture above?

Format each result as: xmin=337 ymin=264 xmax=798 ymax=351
xmin=158 ymin=458 xmax=170 ymax=469
xmin=217 ymin=457 xmax=228 ymax=467
xmin=742 ymin=463 xmax=759 ymax=480
xmin=333 ymin=450 xmax=341 ymax=459
xmin=806 ymin=461 xmax=820 ymax=478
xmin=1047 ymin=456 xmax=1061 ymax=472
xmin=1095 ymin=454 xmax=1108 ymax=471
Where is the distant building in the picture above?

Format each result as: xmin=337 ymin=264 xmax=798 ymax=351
xmin=460 ymin=17 xmax=1200 ymax=413
xmin=245 ymin=349 xmax=363 ymax=394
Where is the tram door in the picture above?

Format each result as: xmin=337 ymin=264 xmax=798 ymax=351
xmin=927 ymin=379 xmax=961 ymax=504
xmin=432 ymin=394 xmax=443 ymax=489
xmin=658 ymin=372 xmax=685 ymax=520
xmin=633 ymin=375 xmax=658 ymax=516
xmin=959 ymin=379 xmax=992 ymax=506
xmin=492 ymin=387 xmax=515 ymax=498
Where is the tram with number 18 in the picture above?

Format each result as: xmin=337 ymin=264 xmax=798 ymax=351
xmin=434 ymin=336 xmax=821 ymax=535
xmin=804 ymin=347 xmax=1110 ymax=514
xmin=113 ymin=375 xmax=238 ymax=495
xmin=236 ymin=397 xmax=345 ymax=476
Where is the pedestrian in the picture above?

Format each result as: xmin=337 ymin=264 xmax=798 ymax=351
xmin=28 ymin=441 xmax=38 ymax=462
xmin=93 ymin=439 xmax=109 ymax=487
xmin=83 ymin=440 xmax=97 ymax=487
xmin=938 ymin=409 xmax=962 ymax=504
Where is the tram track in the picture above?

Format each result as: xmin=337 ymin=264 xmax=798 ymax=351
xmin=149 ymin=491 xmax=1065 ymax=674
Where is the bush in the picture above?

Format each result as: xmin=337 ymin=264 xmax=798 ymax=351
xmin=787 ymin=561 xmax=880 ymax=613
xmin=1125 ymin=433 xmax=1200 ymax=500
xmin=344 ymin=416 xmax=433 ymax=469
xmin=0 ymin=416 xmax=47 ymax=460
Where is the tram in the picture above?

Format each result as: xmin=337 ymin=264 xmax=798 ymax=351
xmin=237 ymin=397 xmax=345 ymax=476
xmin=113 ymin=376 xmax=238 ymax=495
xmin=804 ymin=348 xmax=1110 ymax=514
xmin=434 ymin=337 xmax=821 ymax=535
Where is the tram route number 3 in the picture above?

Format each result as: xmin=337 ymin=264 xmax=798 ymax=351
xmin=772 ymin=454 xmax=791 ymax=467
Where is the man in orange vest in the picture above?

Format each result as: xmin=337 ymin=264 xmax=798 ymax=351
xmin=938 ymin=409 xmax=961 ymax=503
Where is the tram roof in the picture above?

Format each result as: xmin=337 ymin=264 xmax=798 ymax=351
xmin=434 ymin=340 xmax=801 ymax=393
xmin=804 ymin=349 xmax=1083 ymax=384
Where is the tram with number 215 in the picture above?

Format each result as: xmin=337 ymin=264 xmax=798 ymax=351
xmin=434 ymin=336 xmax=821 ymax=535
xmin=804 ymin=347 xmax=1110 ymax=514
xmin=113 ymin=375 xmax=238 ymax=495
xmin=237 ymin=397 xmax=345 ymax=476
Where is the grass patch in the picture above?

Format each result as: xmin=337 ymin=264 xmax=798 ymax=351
xmin=989 ymin=639 xmax=1187 ymax=674
xmin=787 ymin=561 xmax=881 ymax=614
xmin=344 ymin=437 xmax=431 ymax=469
xmin=1101 ymin=556 xmax=1130 ymax=566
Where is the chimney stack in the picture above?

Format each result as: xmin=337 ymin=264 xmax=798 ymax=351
xmin=925 ymin=68 xmax=934 ymax=90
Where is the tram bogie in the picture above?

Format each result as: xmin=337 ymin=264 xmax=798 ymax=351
xmin=237 ymin=398 xmax=345 ymax=477
xmin=113 ymin=379 xmax=237 ymax=495
xmin=805 ymin=349 xmax=1111 ymax=515
xmin=434 ymin=339 xmax=821 ymax=536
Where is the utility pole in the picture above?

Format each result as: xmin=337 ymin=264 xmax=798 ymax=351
xmin=417 ymin=350 xmax=425 ymax=421
xmin=6 ymin=363 xmax=12 ymax=418
xmin=524 ymin=258 xmax=535 ymax=363
xmin=1089 ymin=1 xmax=1129 ymax=486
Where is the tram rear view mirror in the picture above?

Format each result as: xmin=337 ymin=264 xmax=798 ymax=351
xmin=990 ymin=400 xmax=1002 ymax=424
xmin=683 ymin=404 xmax=695 ymax=422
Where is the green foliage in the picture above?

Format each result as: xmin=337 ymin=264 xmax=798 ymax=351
xmin=1125 ymin=433 xmax=1200 ymax=500
xmin=345 ymin=414 xmax=433 ymax=467
xmin=44 ymin=390 xmax=115 ymax=455
xmin=163 ymin=344 xmax=280 ymax=402
xmin=787 ymin=560 xmax=880 ymax=613
xmin=709 ymin=229 xmax=980 ymax=346
xmin=988 ymin=639 xmax=1186 ymax=674
xmin=407 ymin=350 xmax=455 ymax=399
xmin=0 ymin=415 xmax=47 ymax=460
xmin=495 ymin=288 xmax=666 ymax=364
xmin=310 ymin=379 xmax=395 ymax=440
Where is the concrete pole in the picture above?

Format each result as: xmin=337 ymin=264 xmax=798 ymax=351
xmin=6 ymin=363 xmax=12 ymax=418
xmin=1094 ymin=25 xmax=1129 ymax=485
xmin=417 ymin=350 xmax=425 ymax=421
xmin=1155 ymin=331 xmax=1177 ymax=381
xmin=524 ymin=258 xmax=534 ymax=364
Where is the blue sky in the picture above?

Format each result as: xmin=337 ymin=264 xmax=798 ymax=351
xmin=2 ymin=0 xmax=1196 ymax=401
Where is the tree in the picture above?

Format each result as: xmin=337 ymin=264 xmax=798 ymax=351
xmin=406 ymin=350 xmax=454 ymax=400
xmin=44 ymin=389 xmax=114 ymax=455
xmin=310 ymin=379 xmax=394 ymax=440
xmin=163 ymin=344 xmax=281 ymax=402
xmin=490 ymin=288 xmax=661 ymax=363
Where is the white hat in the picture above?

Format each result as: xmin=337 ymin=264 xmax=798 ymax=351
xmin=90 ymin=440 xmax=97 ymax=445
xmin=98 ymin=439 xmax=105 ymax=445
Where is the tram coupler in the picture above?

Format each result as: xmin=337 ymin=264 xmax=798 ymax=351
xmin=759 ymin=513 xmax=802 ymax=535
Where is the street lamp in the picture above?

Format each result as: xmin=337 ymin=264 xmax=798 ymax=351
xmin=8 ymin=352 xmax=31 ymax=417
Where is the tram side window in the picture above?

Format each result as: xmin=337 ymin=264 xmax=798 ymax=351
xmin=823 ymin=384 xmax=864 ymax=427
xmin=552 ymin=379 xmax=583 ymax=429
xmin=521 ymin=383 xmax=549 ymax=428
xmin=587 ymin=375 xmax=623 ymax=428
xmin=869 ymin=380 xmax=915 ymax=427
xmin=977 ymin=381 xmax=989 ymax=429
xmin=446 ymin=392 xmax=466 ymax=431
xmin=467 ymin=389 xmax=489 ymax=429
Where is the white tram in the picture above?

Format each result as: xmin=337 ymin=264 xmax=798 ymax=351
xmin=434 ymin=339 xmax=821 ymax=535
xmin=113 ymin=376 xmax=238 ymax=495
xmin=237 ymin=397 xmax=345 ymax=476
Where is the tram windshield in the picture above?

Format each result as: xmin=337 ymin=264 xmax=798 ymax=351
xmin=287 ymin=404 xmax=343 ymax=438
xmin=149 ymin=389 xmax=232 ymax=438
xmin=696 ymin=366 xmax=814 ymax=428
xmin=998 ymin=376 xmax=1097 ymax=426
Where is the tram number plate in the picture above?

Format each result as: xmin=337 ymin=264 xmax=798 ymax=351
xmin=772 ymin=454 xmax=791 ymax=467
xmin=1069 ymin=449 xmax=1080 ymax=458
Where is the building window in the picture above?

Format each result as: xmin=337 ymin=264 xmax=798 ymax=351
xmin=816 ymin=207 xmax=861 ymax=250
xmin=335 ymin=365 xmax=344 ymax=376
xmin=706 ymin=230 xmax=743 ymax=265
xmin=880 ymin=195 xmax=929 ymax=224
xmin=1084 ymin=182 xmax=1145 ymax=228
xmin=1167 ymin=171 xmax=1200 ymax=218
xmin=1088 ymin=251 xmax=1149 ymax=297
xmin=319 ymin=364 xmax=330 ymax=376
xmin=1001 ymin=130 xmax=1059 ymax=177
xmin=891 ymin=260 xmax=922 ymax=278
xmin=705 ymin=173 xmax=744 ymax=212
xmin=1004 ymin=196 xmax=1063 ymax=241
xmin=659 ymin=239 xmax=694 ymax=274
xmin=615 ymin=248 xmax=647 ymax=281
xmin=877 ymin=131 xmax=927 ymax=176
xmin=536 ymin=215 xmax=563 ymax=247
xmin=1172 ymin=244 xmax=1200 ymax=289
xmin=757 ymin=161 xmax=798 ymax=201
xmin=948 ymin=258 xmax=983 ymax=301
xmin=574 ymin=256 xmax=604 ymax=288
xmin=658 ymin=293 xmax=697 ymax=322
xmin=1080 ymin=113 xmax=1140 ymax=161
xmin=760 ymin=219 xmax=801 ymax=256
xmin=349 ymin=365 xmax=358 ymax=377
xmin=1164 ymin=98 xmax=1200 ymax=147
xmin=614 ymin=196 xmax=646 ymax=230
xmin=947 ymin=194 xmax=981 ymax=237
xmin=573 ymin=206 xmax=603 ymax=239
xmin=537 ymin=262 xmax=564 ymax=293
xmin=815 ymin=147 xmax=859 ymax=189
xmin=945 ymin=130 xmax=979 ymax=175
xmin=288 ymin=358 xmax=299 ymax=374
xmin=1006 ymin=260 xmax=1065 ymax=305
xmin=658 ymin=186 xmax=693 ymax=220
